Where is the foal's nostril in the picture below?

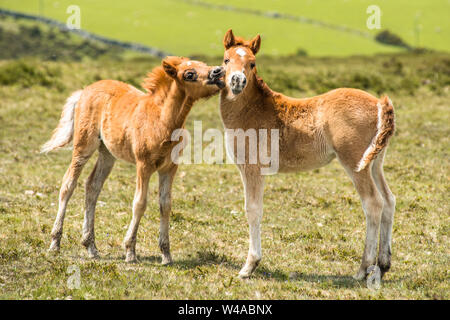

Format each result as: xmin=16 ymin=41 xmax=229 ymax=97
xmin=212 ymin=67 xmax=222 ymax=74
xmin=210 ymin=67 xmax=224 ymax=79
xmin=231 ymin=74 xmax=246 ymax=85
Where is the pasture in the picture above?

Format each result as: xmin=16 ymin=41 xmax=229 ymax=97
xmin=1 ymin=0 xmax=449 ymax=56
xmin=0 ymin=16 xmax=449 ymax=300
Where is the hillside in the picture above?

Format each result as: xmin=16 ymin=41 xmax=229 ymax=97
xmin=1 ymin=0 xmax=449 ymax=56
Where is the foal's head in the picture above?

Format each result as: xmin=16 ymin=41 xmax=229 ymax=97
xmin=162 ymin=56 xmax=225 ymax=100
xmin=221 ymin=29 xmax=261 ymax=99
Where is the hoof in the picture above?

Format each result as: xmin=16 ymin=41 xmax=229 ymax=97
xmin=366 ymin=265 xmax=381 ymax=290
xmin=238 ymin=262 xmax=258 ymax=279
xmin=238 ymin=272 xmax=252 ymax=279
xmin=161 ymin=255 xmax=173 ymax=266
xmin=48 ymin=248 xmax=60 ymax=255
xmin=353 ymin=269 xmax=367 ymax=281
xmin=87 ymin=245 xmax=100 ymax=259
xmin=48 ymin=241 xmax=61 ymax=254
xmin=88 ymin=251 xmax=100 ymax=260
xmin=125 ymin=257 xmax=139 ymax=263
xmin=239 ymin=259 xmax=261 ymax=279
xmin=125 ymin=252 xmax=139 ymax=263
xmin=377 ymin=260 xmax=391 ymax=279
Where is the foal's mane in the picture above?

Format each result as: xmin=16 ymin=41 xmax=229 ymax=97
xmin=142 ymin=56 xmax=188 ymax=97
xmin=141 ymin=66 xmax=173 ymax=96
xmin=254 ymin=73 xmax=273 ymax=97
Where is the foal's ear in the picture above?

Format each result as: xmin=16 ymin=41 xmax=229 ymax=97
xmin=250 ymin=34 xmax=261 ymax=55
xmin=223 ymin=29 xmax=236 ymax=49
xmin=162 ymin=57 xmax=178 ymax=79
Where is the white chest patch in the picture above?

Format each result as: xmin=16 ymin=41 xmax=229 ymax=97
xmin=236 ymin=48 xmax=247 ymax=57
xmin=187 ymin=61 xmax=192 ymax=66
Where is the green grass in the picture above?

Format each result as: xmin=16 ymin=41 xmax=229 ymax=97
xmin=2 ymin=0 xmax=449 ymax=56
xmin=0 ymin=48 xmax=449 ymax=299
xmin=204 ymin=0 xmax=450 ymax=51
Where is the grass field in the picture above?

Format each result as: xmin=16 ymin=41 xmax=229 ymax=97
xmin=204 ymin=0 xmax=450 ymax=51
xmin=1 ymin=0 xmax=449 ymax=56
xmin=0 ymin=17 xmax=449 ymax=299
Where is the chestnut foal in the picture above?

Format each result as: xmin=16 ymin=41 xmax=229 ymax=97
xmin=220 ymin=30 xmax=396 ymax=281
xmin=42 ymin=56 xmax=224 ymax=263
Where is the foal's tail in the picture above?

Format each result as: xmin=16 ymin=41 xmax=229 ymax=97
xmin=40 ymin=90 xmax=83 ymax=153
xmin=355 ymin=96 xmax=395 ymax=172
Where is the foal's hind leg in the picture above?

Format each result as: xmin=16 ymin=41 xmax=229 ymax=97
xmin=81 ymin=143 xmax=115 ymax=258
xmin=371 ymin=150 xmax=396 ymax=278
xmin=341 ymin=162 xmax=384 ymax=280
xmin=158 ymin=164 xmax=178 ymax=265
xmin=49 ymin=149 xmax=96 ymax=252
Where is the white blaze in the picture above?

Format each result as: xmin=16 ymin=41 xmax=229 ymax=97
xmin=236 ymin=48 xmax=247 ymax=58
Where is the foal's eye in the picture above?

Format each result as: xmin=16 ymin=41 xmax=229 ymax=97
xmin=224 ymin=58 xmax=230 ymax=64
xmin=250 ymin=62 xmax=256 ymax=69
xmin=184 ymin=71 xmax=196 ymax=81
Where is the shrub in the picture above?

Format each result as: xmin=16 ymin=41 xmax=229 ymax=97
xmin=262 ymin=68 xmax=303 ymax=92
xmin=375 ymin=30 xmax=411 ymax=50
xmin=0 ymin=60 xmax=64 ymax=89
xmin=296 ymin=48 xmax=308 ymax=57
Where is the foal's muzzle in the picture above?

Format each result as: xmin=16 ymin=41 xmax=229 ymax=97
xmin=230 ymin=72 xmax=247 ymax=95
xmin=207 ymin=66 xmax=226 ymax=88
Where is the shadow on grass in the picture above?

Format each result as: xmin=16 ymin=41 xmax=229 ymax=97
xmin=138 ymin=255 xmax=161 ymax=264
xmin=172 ymin=250 xmax=242 ymax=271
xmin=253 ymin=265 xmax=401 ymax=288
xmin=97 ymin=250 xmax=242 ymax=270
xmin=71 ymin=251 xmax=402 ymax=289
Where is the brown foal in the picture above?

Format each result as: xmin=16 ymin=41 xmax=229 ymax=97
xmin=219 ymin=30 xmax=396 ymax=280
xmin=42 ymin=56 xmax=224 ymax=263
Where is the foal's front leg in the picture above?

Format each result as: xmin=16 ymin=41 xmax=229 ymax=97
xmin=158 ymin=164 xmax=178 ymax=265
xmin=238 ymin=166 xmax=265 ymax=278
xmin=124 ymin=162 xmax=152 ymax=262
